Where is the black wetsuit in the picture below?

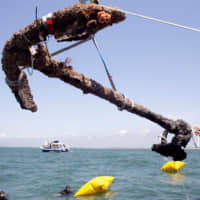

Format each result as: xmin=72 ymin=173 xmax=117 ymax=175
xmin=152 ymin=120 xmax=192 ymax=161
xmin=59 ymin=189 xmax=72 ymax=196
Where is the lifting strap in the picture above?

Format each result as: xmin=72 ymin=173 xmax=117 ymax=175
xmin=91 ymin=36 xmax=117 ymax=91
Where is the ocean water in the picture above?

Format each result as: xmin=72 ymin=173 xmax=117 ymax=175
xmin=0 ymin=148 xmax=199 ymax=200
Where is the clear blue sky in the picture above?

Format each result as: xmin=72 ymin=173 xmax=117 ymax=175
xmin=1 ymin=0 xmax=200 ymax=148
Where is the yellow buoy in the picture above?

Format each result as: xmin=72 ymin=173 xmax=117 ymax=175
xmin=161 ymin=161 xmax=185 ymax=172
xmin=74 ymin=176 xmax=114 ymax=196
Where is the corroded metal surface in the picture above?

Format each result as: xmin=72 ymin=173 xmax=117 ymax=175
xmin=1 ymin=3 xmax=192 ymax=160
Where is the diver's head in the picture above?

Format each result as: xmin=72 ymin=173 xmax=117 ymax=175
xmin=0 ymin=191 xmax=7 ymax=200
xmin=65 ymin=185 xmax=71 ymax=192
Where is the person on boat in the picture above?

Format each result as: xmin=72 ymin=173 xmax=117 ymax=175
xmin=79 ymin=0 xmax=99 ymax=4
xmin=93 ymin=0 xmax=99 ymax=4
xmin=0 ymin=191 xmax=7 ymax=200
xmin=59 ymin=185 xmax=72 ymax=196
xmin=152 ymin=120 xmax=192 ymax=161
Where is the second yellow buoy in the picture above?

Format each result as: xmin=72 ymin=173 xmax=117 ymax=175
xmin=161 ymin=161 xmax=185 ymax=172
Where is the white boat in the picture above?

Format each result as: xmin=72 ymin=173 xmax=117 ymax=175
xmin=192 ymin=133 xmax=200 ymax=149
xmin=40 ymin=140 xmax=70 ymax=152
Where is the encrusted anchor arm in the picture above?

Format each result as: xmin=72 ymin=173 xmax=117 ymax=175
xmin=1 ymin=3 xmax=126 ymax=112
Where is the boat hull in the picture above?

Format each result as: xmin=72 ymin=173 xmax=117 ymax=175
xmin=40 ymin=148 xmax=69 ymax=152
xmin=40 ymin=140 xmax=70 ymax=152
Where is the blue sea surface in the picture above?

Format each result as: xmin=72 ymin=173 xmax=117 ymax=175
xmin=0 ymin=148 xmax=199 ymax=200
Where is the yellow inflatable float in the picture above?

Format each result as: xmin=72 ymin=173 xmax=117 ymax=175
xmin=74 ymin=176 xmax=114 ymax=197
xmin=161 ymin=161 xmax=185 ymax=173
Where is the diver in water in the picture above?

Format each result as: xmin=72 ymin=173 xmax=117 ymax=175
xmin=59 ymin=185 xmax=72 ymax=196
xmin=152 ymin=120 xmax=192 ymax=161
xmin=0 ymin=191 xmax=7 ymax=200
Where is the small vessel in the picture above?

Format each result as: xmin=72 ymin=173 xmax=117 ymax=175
xmin=192 ymin=126 xmax=200 ymax=149
xmin=192 ymin=134 xmax=200 ymax=149
xmin=40 ymin=140 xmax=70 ymax=152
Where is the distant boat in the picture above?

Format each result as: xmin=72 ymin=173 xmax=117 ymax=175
xmin=192 ymin=132 xmax=200 ymax=149
xmin=40 ymin=140 xmax=70 ymax=152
